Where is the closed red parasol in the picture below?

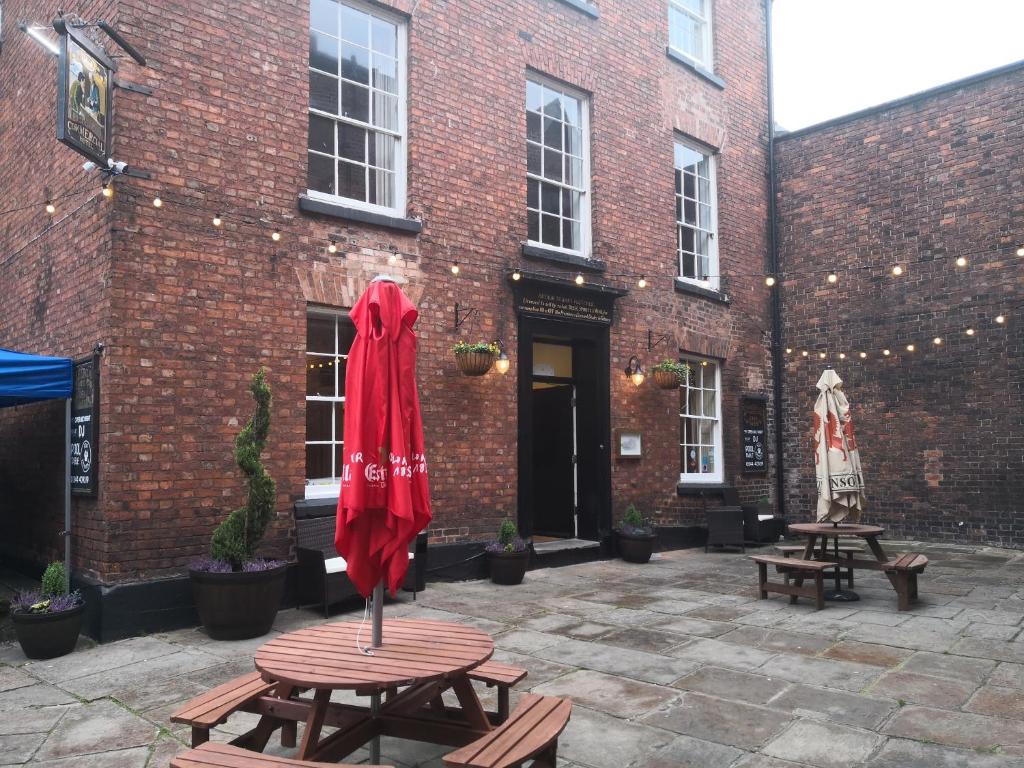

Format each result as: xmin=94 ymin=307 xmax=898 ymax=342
xmin=335 ymin=277 xmax=431 ymax=599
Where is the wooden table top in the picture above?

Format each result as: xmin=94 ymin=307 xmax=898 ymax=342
xmin=788 ymin=522 xmax=884 ymax=537
xmin=254 ymin=618 xmax=494 ymax=691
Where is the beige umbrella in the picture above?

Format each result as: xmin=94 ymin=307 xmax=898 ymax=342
xmin=812 ymin=368 xmax=866 ymax=523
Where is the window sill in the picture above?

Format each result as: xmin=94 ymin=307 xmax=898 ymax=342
xmin=676 ymin=482 xmax=730 ymax=497
xmin=521 ymin=243 xmax=606 ymax=273
xmin=674 ymin=277 xmax=730 ymax=304
xmin=552 ymin=0 xmax=600 ymax=18
xmin=666 ymin=48 xmax=726 ymax=90
xmin=298 ymin=195 xmax=423 ymax=233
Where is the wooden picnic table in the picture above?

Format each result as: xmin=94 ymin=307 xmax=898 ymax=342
xmin=787 ymin=522 xmax=900 ymax=591
xmin=249 ymin=618 xmax=496 ymax=762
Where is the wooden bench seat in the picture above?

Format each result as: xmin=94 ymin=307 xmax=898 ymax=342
xmin=777 ymin=544 xmax=861 ymax=588
xmin=171 ymin=671 xmax=276 ymax=747
xmin=882 ymin=553 xmax=929 ymax=611
xmin=443 ymin=693 xmax=572 ymax=768
xmin=468 ymin=661 xmax=528 ymax=723
xmin=170 ymin=741 xmax=389 ymax=768
xmin=750 ymin=555 xmax=836 ymax=610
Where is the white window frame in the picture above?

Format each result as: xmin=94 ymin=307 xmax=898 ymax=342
xmin=526 ymin=72 xmax=592 ymax=259
xmin=668 ymin=0 xmax=714 ymax=71
xmin=675 ymin=137 xmax=719 ymax=290
xmin=305 ymin=309 xmax=352 ymax=499
xmin=306 ymin=0 xmax=408 ymax=217
xmin=678 ymin=358 xmax=723 ymax=484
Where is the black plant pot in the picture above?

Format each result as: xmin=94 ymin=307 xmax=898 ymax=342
xmin=189 ymin=564 xmax=287 ymax=640
xmin=616 ymin=531 xmax=657 ymax=564
xmin=488 ymin=550 xmax=529 ymax=585
xmin=12 ymin=604 xmax=84 ymax=660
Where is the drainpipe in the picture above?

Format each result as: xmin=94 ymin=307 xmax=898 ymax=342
xmin=765 ymin=0 xmax=785 ymax=519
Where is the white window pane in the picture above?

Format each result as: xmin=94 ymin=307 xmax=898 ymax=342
xmin=308 ymin=114 xmax=334 ymax=154
xmin=684 ymin=445 xmax=699 ymax=473
xmin=564 ymin=219 xmax=580 ymax=251
xmin=310 ymin=30 xmax=339 ymax=73
xmin=684 ymin=199 xmax=697 ymax=225
xmin=543 ymin=90 xmax=562 ymax=119
xmin=371 ymin=17 xmax=396 ymax=57
xmin=341 ymin=5 xmax=370 ymax=47
xmin=528 ymin=210 xmax=539 ymax=241
xmin=338 ymin=122 xmax=365 ymax=161
xmin=543 ymin=117 xmax=562 ymax=150
xmin=341 ymin=42 xmax=370 ymax=84
xmin=562 ymin=188 xmax=579 ymax=220
xmin=368 ymin=168 xmax=395 ymax=207
xmin=308 ymin=152 xmax=335 ymax=195
xmin=699 ymin=202 xmax=712 ymax=229
xmin=675 ymin=0 xmax=705 ymax=14
xmin=541 ymin=214 xmax=560 ymax=246
xmin=338 ymin=159 xmax=366 ymax=200
xmin=372 ymin=54 xmax=398 ymax=94
xmin=566 ymin=157 xmax=583 ymax=187
xmin=527 ymin=80 xmax=543 ymax=112
xmin=683 ymin=172 xmax=695 ymax=198
xmin=309 ymin=70 xmax=339 ymax=114
xmin=342 ymin=81 xmax=369 ymax=122
xmin=527 ymin=179 xmax=539 ymax=209
xmin=562 ymin=95 xmax=580 ymax=126
xmin=368 ymin=131 xmax=396 ymax=170
xmin=527 ymin=112 xmax=542 ymax=142
xmin=699 ymin=419 xmax=714 ymax=445
xmin=703 ymin=390 xmax=716 ymax=418
xmin=311 ymin=0 xmax=337 ymax=34
xmin=696 ymin=230 xmax=710 ymax=257
xmin=541 ymin=184 xmax=559 ymax=214
xmin=701 ymin=447 xmax=715 ymax=473
xmin=698 ymin=174 xmax=711 ymax=202
xmin=543 ymin=149 xmax=562 ymax=181
xmin=565 ymin=125 xmax=582 ymax=157
xmin=527 ymin=142 xmax=542 ymax=175
xmin=372 ymin=92 xmax=399 ymax=131
xmin=688 ymin=389 xmax=701 ymax=416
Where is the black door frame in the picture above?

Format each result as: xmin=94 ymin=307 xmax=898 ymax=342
xmin=517 ymin=316 xmax=611 ymax=541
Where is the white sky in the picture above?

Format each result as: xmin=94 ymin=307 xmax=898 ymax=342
xmin=772 ymin=0 xmax=1024 ymax=131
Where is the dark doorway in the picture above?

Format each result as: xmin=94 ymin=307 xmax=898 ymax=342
xmin=517 ymin=317 xmax=610 ymax=542
xmin=531 ymin=383 xmax=575 ymax=537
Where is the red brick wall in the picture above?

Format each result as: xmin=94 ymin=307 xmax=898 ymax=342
xmin=775 ymin=64 xmax=1024 ymax=547
xmin=2 ymin=0 xmax=772 ymax=582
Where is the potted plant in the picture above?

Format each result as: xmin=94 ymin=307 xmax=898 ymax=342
xmin=10 ymin=562 xmax=84 ymax=659
xmin=453 ymin=341 xmax=498 ymax=376
xmin=486 ymin=520 xmax=529 ymax=585
xmin=189 ymin=369 xmax=287 ymax=640
xmin=615 ymin=504 xmax=658 ymax=563
xmin=651 ymin=360 xmax=691 ymax=389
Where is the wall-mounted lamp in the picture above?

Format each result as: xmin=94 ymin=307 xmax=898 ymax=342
xmin=625 ymin=356 xmax=645 ymax=387
xmin=494 ymin=340 xmax=511 ymax=375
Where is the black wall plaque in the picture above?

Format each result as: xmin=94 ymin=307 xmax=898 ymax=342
xmin=71 ymin=355 xmax=100 ymax=496
xmin=740 ymin=396 xmax=768 ymax=475
xmin=512 ymin=278 xmax=621 ymax=325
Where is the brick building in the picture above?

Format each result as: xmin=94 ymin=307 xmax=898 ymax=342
xmin=775 ymin=61 xmax=1024 ymax=548
xmin=0 ymin=0 xmax=774 ymax=636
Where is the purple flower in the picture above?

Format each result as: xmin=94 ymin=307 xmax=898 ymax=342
xmin=485 ymin=537 xmax=527 ymax=554
xmin=10 ymin=590 xmax=42 ymax=613
xmin=242 ymin=558 xmax=284 ymax=572
xmin=47 ymin=592 xmax=83 ymax=612
xmin=10 ymin=590 xmax=82 ymax=614
xmin=190 ymin=557 xmax=233 ymax=573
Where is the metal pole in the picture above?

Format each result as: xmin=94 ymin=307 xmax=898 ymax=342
xmin=369 ymin=579 xmax=384 ymax=764
xmin=64 ymin=398 xmax=72 ymax=593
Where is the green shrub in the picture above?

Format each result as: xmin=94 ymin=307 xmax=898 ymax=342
xmin=41 ymin=562 xmax=67 ymax=597
xmin=650 ymin=359 xmax=691 ymax=381
xmin=623 ymin=504 xmax=644 ymax=529
xmin=452 ymin=341 xmax=499 ymax=355
xmin=210 ymin=369 xmax=276 ymax=569
xmin=498 ymin=519 xmax=518 ymax=547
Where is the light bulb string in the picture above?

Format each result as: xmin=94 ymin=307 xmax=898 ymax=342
xmin=0 ymin=181 xmax=98 ymax=219
xmin=0 ymin=193 xmax=103 ymax=270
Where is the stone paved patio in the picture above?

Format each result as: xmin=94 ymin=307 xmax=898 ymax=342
xmin=2 ymin=540 xmax=1024 ymax=767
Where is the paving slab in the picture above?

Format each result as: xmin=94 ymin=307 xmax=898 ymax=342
xmin=731 ymin=754 xmax=815 ymax=768
xmin=672 ymin=666 xmax=791 ymax=705
xmin=964 ymin=623 xmax=1022 ymax=641
xmin=966 ymin=685 xmax=1024 ymax=720
xmin=900 ymin=650 xmax=996 ymax=683
xmin=955 ymin=638 xmax=1024 ymax=665
xmin=845 ymin=622 xmax=959 ymax=653
xmin=864 ymin=737 xmax=1024 ymax=768
xmin=991 ymin=662 xmax=1024 ymax=690
xmin=29 ymin=746 xmax=151 ymax=768
xmin=883 ymin=705 xmax=1024 ymax=751
xmin=667 ymin=637 xmax=777 ymax=671
xmin=533 ymin=638 xmax=699 ymax=685
xmin=596 ymin=627 xmax=688 ymax=654
xmin=719 ymin=626 xmax=835 ymax=657
xmin=32 ymin=701 xmax=156 ymax=762
xmin=770 ymin=683 xmax=896 ymax=728
xmin=531 ymin=669 xmax=677 ymax=718
xmin=640 ymin=692 xmax=793 ymax=749
xmin=62 ymin=649 xmax=223 ymax=701
xmin=0 ymin=667 xmax=35 ymax=694
xmin=0 ymin=706 xmax=67 ymax=737
xmin=22 ymin=637 xmax=181 ymax=683
xmin=758 ymin=653 xmax=881 ymax=692
xmin=762 ymin=719 xmax=883 ymax=768
xmin=637 ymin=733 xmax=745 ymax=768
xmin=557 ymin=705 xmax=676 ymax=768
xmin=870 ymin=670 xmax=980 ymax=709
xmin=492 ymin=629 xmax=566 ymax=654
xmin=646 ymin=615 xmax=734 ymax=637
xmin=0 ymin=732 xmax=47 ymax=765
xmin=0 ymin=684 xmax=77 ymax=711
xmin=821 ymin=640 xmax=913 ymax=668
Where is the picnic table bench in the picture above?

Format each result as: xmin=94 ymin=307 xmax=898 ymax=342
xmin=882 ymin=553 xmax=929 ymax=611
xmin=750 ymin=554 xmax=835 ymax=610
xmin=777 ymin=543 xmax=861 ymax=587
xmin=469 ymin=660 xmax=529 ymax=723
xmin=171 ymin=671 xmax=277 ymax=747
xmin=170 ymin=741 xmax=388 ymax=768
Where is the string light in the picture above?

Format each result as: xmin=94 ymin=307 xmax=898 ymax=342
xmin=575 ymin=273 xmax=584 ymax=285
xmin=271 ymin=230 xmax=281 ymax=242
xmin=511 ymin=269 xmax=521 ymax=281
xmin=891 ymin=265 xmax=903 ymax=276
xmin=883 ymin=349 xmax=891 ymax=356
xmin=839 ymin=352 xmax=846 ymax=360
xmin=638 ymin=276 xmax=647 ymax=288
xmin=859 ymin=352 xmax=867 ymax=359
xmin=212 ymin=214 xmax=222 ymax=227
xmin=152 ymin=196 xmax=163 ymax=208
xmin=933 ymin=337 xmax=942 ymax=345
xmin=451 ymin=262 xmax=460 ymax=275
xmin=1017 ymin=246 xmax=1024 ymax=257
xmin=995 ymin=315 xmax=1005 ymax=324
xmin=906 ymin=344 xmax=915 ymax=352
xmin=101 ymin=185 xmax=113 ymax=199
xmin=45 ymin=201 xmax=56 ymax=214
xmin=827 ymin=273 xmax=838 ymax=284
xmin=388 ymin=252 xmax=397 ymax=264
xmin=765 ymin=276 xmax=776 ymax=287
xmin=956 ymin=256 xmax=967 ymax=267
xmin=785 ymin=347 xmax=792 ymax=354
xmin=801 ymin=350 xmax=808 ymax=357
xmin=965 ymin=328 xmax=975 ymax=336
xmin=327 ymin=239 xmax=338 ymax=254
xmin=818 ymin=352 xmax=826 ymax=359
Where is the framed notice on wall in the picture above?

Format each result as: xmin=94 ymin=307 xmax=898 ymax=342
xmin=740 ymin=395 xmax=768 ymax=476
xmin=71 ymin=354 xmax=100 ymax=496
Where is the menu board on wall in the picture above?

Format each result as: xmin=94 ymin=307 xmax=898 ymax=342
xmin=741 ymin=396 xmax=768 ymax=475
xmin=512 ymin=280 xmax=617 ymax=325
xmin=71 ymin=355 xmax=99 ymax=496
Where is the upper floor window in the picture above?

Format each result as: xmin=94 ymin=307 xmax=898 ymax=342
xmin=526 ymin=75 xmax=590 ymax=256
xmin=679 ymin=359 xmax=722 ymax=483
xmin=675 ymin=139 xmax=718 ymax=288
xmin=308 ymin=0 xmax=406 ymax=214
xmin=668 ymin=0 xmax=713 ymax=71
xmin=306 ymin=310 xmax=356 ymax=498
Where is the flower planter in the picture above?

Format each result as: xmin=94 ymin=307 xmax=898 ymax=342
xmin=455 ymin=350 xmax=495 ymax=376
xmin=616 ymin=530 xmax=657 ymax=563
xmin=653 ymin=370 xmax=682 ymax=389
xmin=488 ymin=549 xmax=529 ymax=585
xmin=189 ymin=564 xmax=287 ymax=640
xmin=12 ymin=604 xmax=84 ymax=659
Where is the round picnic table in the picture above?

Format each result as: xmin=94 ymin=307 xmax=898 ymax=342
xmin=252 ymin=618 xmax=495 ymax=761
xmin=787 ymin=522 xmax=896 ymax=601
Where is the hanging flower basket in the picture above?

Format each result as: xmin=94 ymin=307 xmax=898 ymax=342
xmin=453 ymin=342 xmax=498 ymax=376
xmin=651 ymin=360 xmax=690 ymax=389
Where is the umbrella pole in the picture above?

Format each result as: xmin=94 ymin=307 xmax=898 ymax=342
xmin=370 ymin=579 xmax=384 ymax=764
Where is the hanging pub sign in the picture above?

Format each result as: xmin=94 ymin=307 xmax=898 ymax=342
xmin=56 ymin=26 xmax=115 ymax=165
xmin=71 ymin=353 xmax=100 ymax=496
xmin=740 ymin=395 xmax=768 ymax=475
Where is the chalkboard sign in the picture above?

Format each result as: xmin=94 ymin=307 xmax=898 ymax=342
xmin=741 ymin=396 xmax=768 ymax=475
xmin=71 ymin=355 xmax=99 ymax=496
xmin=512 ymin=278 xmax=620 ymax=325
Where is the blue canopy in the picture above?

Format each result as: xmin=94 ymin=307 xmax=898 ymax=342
xmin=0 ymin=348 xmax=73 ymax=407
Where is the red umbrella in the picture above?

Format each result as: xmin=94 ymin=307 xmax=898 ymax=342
xmin=335 ymin=277 xmax=431 ymax=599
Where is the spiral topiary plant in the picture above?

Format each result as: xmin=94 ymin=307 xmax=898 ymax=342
xmin=210 ymin=368 xmax=276 ymax=570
